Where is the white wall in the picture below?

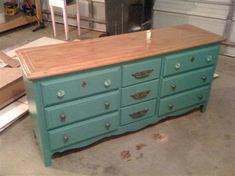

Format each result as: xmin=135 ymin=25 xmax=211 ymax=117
xmin=153 ymin=0 xmax=235 ymax=57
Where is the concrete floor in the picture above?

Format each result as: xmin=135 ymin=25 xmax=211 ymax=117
xmin=0 ymin=23 xmax=235 ymax=176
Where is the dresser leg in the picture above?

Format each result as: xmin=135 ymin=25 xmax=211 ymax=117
xmin=200 ymin=104 xmax=207 ymax=113
xmin=43 ymin=153 xmax=52 ymax=167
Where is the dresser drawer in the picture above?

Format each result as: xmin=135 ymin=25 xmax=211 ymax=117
xmin=41 ymin=67 xmax=121 ymax=106
xmin=159 ymin=86 xmax=209 ymax=116
xmin=49 ymin=112 xmax=119 ymax=150
xmin=164 ymin=45 xmax=219 ymax=76
xmin=121 ymin=80 xmax=159 ymax=107
xmin=45 ymin=91 xmax=120 ymax=129
xmin=121 ymin=99 xmax=156 ymax=125
xmin=122 ymin=58 xmax=161 ymax=87
xmin=161 ymin=67 xmax=214 ymax=97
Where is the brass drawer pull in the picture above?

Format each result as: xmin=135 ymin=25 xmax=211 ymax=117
xmin=170 ymin=84 xmax=177 ymax=91
xmin=129 ymin=109 xmax=149 ymax=119
xmin=175 ymin=63 xmax=181 ymax=70
xmin=57 ymin=90 xmax=65 ymax=98
xmin=104 ymin=102 xmax=111 ymax=109
xmin=63 ymin=135 xmax=69 ymax=143
xmin=201 ymin=76 xmax=208 ymax=82
xmin=130 ymin=90 xmax=151 ymax=100
xmin=105 ymin=122 xmax=111 ymax=129
xmin=206 ymin=55 xmax=212 ymax=63
xmin=168 ymin=104 xmax=174 ymax=110
xmin=191 ymin=56 xmax=195 ymax=62
xmin=60 ymin=114 xmax=66 ymax=122
xmin=132 ymin=69 xmax=153 ymax=79
xmin=104 ymin=79 xmax=112 ymax=88
xmin=198 ymin=95 xmax=204 ymax=100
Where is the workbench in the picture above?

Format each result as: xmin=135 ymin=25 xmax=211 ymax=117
xmin=0 ymin=0 xmax=42 ymax=33
xmin=17 ymin=24 xmax=225 ymax=166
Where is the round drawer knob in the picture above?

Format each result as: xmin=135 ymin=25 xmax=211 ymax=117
xmin=175 ymin=63 xmax=181 ymax=70
xmin=81 ymin=81 xmax=87 ymax=88
xmin=104 ymin=102 xmax=111 ymax=109
xmin=201 ymin=76 xmax=208 ymax=82
xmin=198 ymin=95 xmax=203 ymax=100
xmin=60 ymin=114 xmax=66 ymax=122
xmin=63 ymin=135 xmax=69 ymax=143
xmin=191 ymin=56 xmax=195 ymax=62
xmin=168 ymin=104 xmax=174 ymax=110
xmin=57 ymin=90 xmax=65 ymax=98
xmin=171 ymin=84 xmax=177 ymax=91
xmin=206 ymin=55 xmax=212 ymax=63
xmin=105 ymin=123 xmax=111 ymax=129
xmin=104 ymin=79 xmax=112 ymax=88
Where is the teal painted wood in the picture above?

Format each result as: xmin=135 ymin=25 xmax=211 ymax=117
xmin=159 ymin=86 xmax=210 ymax=116
xmin=45 ymin=90 xmax=120 ymax=129
xmin=41 ymin=67 xmax=121 ymax=106
xmin=121 ymin=99 xmax=156 ymax=125
xmin=163 ymin=45 xmax=219 ymax=77
xmin=24 ymin=79 xmax=53 ymax=166
xmin=49 ymin=111 xmax=119 ymax=150
xmin=161 ymin=66 xmax=214 ymax=97
xmin=23 ymin=44 xmax=221 ymax=166
xmin=121 ymin=80 xmax=159 ymax=107
xmin=53 ymin=102 xmax=206 ymax=154
xmin=122 ymin=57 xmax=161 ymax=87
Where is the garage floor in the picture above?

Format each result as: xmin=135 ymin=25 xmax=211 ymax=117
xmin=0 ymin=23 xmax=235 ymax=176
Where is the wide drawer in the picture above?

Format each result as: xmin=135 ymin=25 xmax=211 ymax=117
xmin=121 ymin=99 xmax=156 ymax=125
xmin=121 ymin=80 xmax=159 ymax=107
xmin=45 ymin=91 xmax=120 ymax=129
xmin=41 ymin=67 xmax=121 ymax=106
xmin=49 ymin=112 xmax=119 ymax=150
xmin=163 ymin=45 xmax=219 ymax=76
xmin=159 ymin=86 xmax=209 ymax=116
xmin=122 ymin=58 xmax=161 ymax=87
xmin=161 ymin=67 xmax=214 ymax=97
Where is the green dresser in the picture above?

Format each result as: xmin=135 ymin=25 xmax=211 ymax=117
xmin=17 ymin=25 xmax=224 ymax=166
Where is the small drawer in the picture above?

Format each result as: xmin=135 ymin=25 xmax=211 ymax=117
xmin=45 ymin=91 xmax=120 ymax=129
xmin=121 ymin=80 xmax=159 ymax=107
xmin=121 ymin=99 xmax=156 ymax=125
xmin=49 ymin=112 xmax=119 ymax=150
xmin=164 ymin=45 xmax=220 ymax=76
xmin=159 ymin=86 xmax=209 ymax=116
xmin=122 ymin=58 xmax=161 ymax=87
xmin=161 ymin=67 xmax=214 ymax=97
xmin=41 ymin=67 xmax=121 ymax=106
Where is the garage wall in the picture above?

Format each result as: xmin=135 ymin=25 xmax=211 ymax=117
xmin=153 ymin=0 xmax=235 ymax=57
xmin=41 ymin=0 xmax=106 ymax=31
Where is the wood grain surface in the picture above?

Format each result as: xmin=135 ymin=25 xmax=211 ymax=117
xmin=16 ymin=25 xmax=225 ymax=80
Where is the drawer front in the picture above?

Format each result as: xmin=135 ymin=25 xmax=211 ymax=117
xmin=164 ymin=45 xmax=219 ymax=76
xmin=41 ymin=67 xmax=121 ymax=106
xmin=161 ymin=67 xmax=214 ymax=97
xmin=122 ymin=58 xmax=161 ymax=87
xmin=49 ymin=112 xmax=119 ymax=150
xmin=159 ymin=86 xmax=209 ymax=116
xmin=122 ymin=80 xmax=159 ymax=107
xmin=121 ymin=99 xmax=156 ymax=125
xmin=45 ymin=91 xmax=120 ymax=129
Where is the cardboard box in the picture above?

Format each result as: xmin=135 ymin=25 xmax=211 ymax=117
xmin=0 ymin=51 xmax=24 ymax=110
xmin=0 ymin=68 xmax=25 ymax=109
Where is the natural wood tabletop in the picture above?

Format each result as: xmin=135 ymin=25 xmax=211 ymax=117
xmin=16 ymin=24 xmax=225 ymax=80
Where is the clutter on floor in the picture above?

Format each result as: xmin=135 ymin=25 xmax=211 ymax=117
xmin=0 ymin=37 xmax=66 ymax=132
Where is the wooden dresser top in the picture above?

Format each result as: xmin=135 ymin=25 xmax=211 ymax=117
xmin=16 ymin=25 xmax=225 ymax=80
